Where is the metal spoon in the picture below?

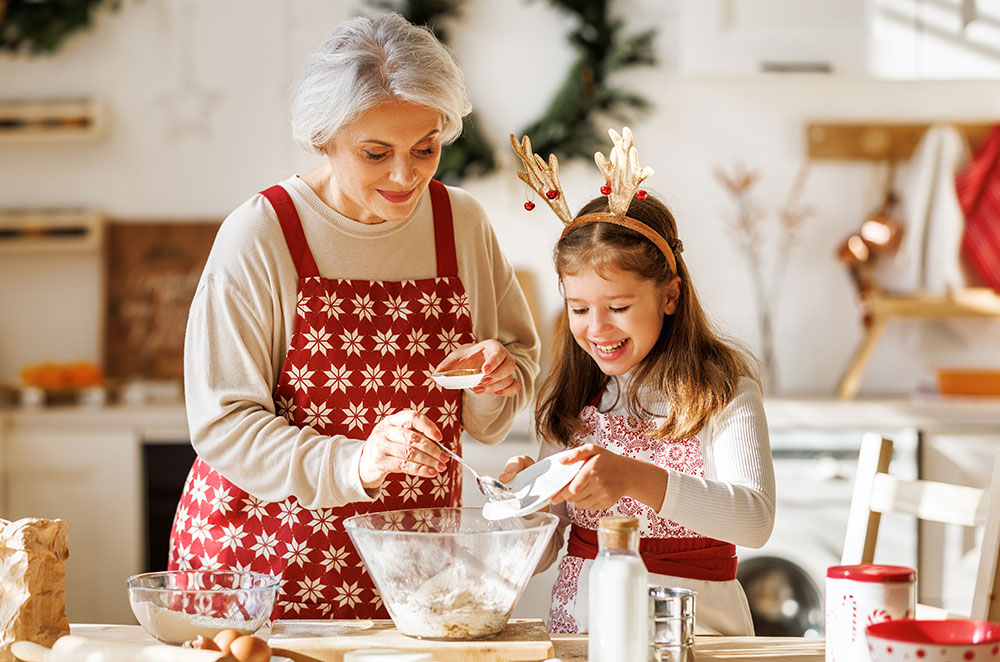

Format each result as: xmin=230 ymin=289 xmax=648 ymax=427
xmin=428 ymin=437 xmax=516 ymax=503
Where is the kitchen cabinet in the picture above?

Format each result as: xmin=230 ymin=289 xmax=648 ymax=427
xmin=0 ymin=406 xmax=188 ymax=625
xmin=1 ymin=421 xmax=141 ymax=624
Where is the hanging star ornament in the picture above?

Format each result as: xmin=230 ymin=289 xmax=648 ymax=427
xmin=158 ymin=73 xmax=223 ymax=141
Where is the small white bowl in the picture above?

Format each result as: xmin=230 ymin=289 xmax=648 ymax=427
xmin=429 ymin=369 xmax=484 ymax=390
xmin=481 ymin=449 xmax=586 ymax=521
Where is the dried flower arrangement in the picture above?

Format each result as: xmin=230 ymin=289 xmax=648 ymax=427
xmin=714 ymin=163 xmax=813 ymax=391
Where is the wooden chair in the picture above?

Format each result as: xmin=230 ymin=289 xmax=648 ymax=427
xmin=842 ymin=433 xmax=1000 ymax=622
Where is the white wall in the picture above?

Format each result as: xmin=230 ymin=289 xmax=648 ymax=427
xmin=2 ymin=0 xmax=999 ymax=394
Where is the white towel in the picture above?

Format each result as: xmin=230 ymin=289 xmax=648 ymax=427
xmin=873 ymin=123 xmax=972 ymax=293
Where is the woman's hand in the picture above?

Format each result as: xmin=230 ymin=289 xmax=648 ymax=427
xmin=552 ymin=444 xmax=668 ymax=512
xmin=358 ymin=410 xmax=449 ymax=489
xmin=497 ymin=455 xmax=535 ymax=484
xmin=435 ymin=340 xmax=521 ymax=397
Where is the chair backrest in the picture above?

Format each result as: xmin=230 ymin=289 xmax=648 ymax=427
xmin=842 ymin=433 xmax=1000 ymax=623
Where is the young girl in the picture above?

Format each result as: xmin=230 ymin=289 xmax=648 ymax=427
xmin=504 ymin=129 xmax=775 ymax=636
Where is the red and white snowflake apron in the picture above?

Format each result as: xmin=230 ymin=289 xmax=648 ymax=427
xmin=168 ymin=180 xmax=475 ymax=619
xmin=547 ymin=402 xmax=753 ymax=635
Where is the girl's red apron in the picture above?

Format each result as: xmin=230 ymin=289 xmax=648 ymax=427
xmin=168 ymin=180 xmax=475 ymax=619
xmin=547 ymin=401 xmax=739 ymax=634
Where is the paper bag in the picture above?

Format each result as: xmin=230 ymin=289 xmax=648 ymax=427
xmin=0 ymin=518 xmax=70 ymax=662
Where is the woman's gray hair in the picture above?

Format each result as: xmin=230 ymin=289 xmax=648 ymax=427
xmin=290 ymin=13 xmax=472 ymax=154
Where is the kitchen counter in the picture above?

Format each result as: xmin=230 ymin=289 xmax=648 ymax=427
xmin=764 ymin=395 xmax=1000 ymax=431
xmin=67 ymin=623 xmax=826 ymax=661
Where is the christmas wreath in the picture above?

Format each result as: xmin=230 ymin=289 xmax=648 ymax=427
xmin=0 ymin=0 xmax=120 ymax=55
xmin=518 ymin=0 xmax=656 ymax=162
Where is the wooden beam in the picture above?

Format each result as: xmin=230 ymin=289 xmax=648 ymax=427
xmin=807 ymin=122 xmax=994 ymax=161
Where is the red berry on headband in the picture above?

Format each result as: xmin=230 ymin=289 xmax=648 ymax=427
xmin=636 ymin=189 xmax=648 ymax=200
xmin=524 ymin=201 xmax=536 ymax=211
xmin=600 ymin=185 xmax=612 ymax=195
xmin=546 ymin=189 xmax=559 ymax=199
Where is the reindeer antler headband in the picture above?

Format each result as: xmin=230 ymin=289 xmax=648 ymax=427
xmin=510 ymin=127 xmax=678 ymax=276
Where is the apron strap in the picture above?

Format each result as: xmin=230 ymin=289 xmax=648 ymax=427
xmin=428 ymin=179 xmax=458 ymax=278
xmin=260 ymin=184 xmax=319 ymax=278
xmin=567 ymin=523 xmax=738 ymax=581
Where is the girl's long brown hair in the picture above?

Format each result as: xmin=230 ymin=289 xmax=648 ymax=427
xmin=535 ymin=195 xmax=760 ymax=446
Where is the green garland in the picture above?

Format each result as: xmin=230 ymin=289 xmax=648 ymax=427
xmin=0 ymin=0 xmax=120 ymax=55
xmin=519 ymin=0 xmax=656 ymax=162
xmin=366 ymin=0 xmax=496 ymax=183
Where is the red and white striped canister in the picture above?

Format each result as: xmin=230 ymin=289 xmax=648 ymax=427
xmin=825 ymin=564 xmax=916 ymax=662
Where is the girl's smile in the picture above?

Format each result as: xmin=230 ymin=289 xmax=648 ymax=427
xmin=592 ymin=338 xmax=629 ymax=360
xmin=562 ymin=266 xmax=681 ymax=376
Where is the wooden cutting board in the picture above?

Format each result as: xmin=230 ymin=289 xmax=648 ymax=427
xmin=269 ymin=619 xmax=554 ymax=662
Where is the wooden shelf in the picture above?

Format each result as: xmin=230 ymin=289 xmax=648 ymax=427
xmin=0 ymin=98 xmax=106 ymax=142
xmin=837 ymin=288 xmax=1000 ymax=399
xmin=0 ymin=208 xmax=104 ymax=252
xmin=807 ymin=122 xmax=994 ymax=161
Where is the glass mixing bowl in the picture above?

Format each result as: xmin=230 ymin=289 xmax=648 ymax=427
xmin=344 ymin=507 xmax=558 ymax=640
xmin=126 ymin=570 xmax=278 ymax=645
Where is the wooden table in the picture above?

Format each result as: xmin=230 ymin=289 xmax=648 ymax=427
xmin=549 ymin=633 xmax=824 ymax=661
xmin=68 ymin=624 xmax=825 ymax=662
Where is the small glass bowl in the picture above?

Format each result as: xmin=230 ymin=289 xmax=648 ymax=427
xmin=126 ymin=570 xmax=278 ymax=645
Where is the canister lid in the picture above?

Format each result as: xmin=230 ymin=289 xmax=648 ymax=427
xmin=826 ymin=563 xmax=916 ymax=583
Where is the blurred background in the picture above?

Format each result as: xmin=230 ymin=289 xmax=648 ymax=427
xmin=2 ymin=0 xmax=999 ymax=394
xmin=1 ymin=0 xmax=999 ymax=636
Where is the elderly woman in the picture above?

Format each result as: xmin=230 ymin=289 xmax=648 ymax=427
xmin=168 ymin=13 xmax=540 ymax=619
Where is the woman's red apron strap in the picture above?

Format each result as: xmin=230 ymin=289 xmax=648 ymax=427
xmin=567 ymin=523 xmax=738 ymax=581
xmin=428 ymin=179 xmax=458 ymax=278
xmin=260 ymin=185 xmax=319 ymax=278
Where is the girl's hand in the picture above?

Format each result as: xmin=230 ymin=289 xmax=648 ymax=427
xmin=552 ymin=444 xmax=667 ymax=512
xmin=498 ymin=455 xmax=535 ymax=483
xmin=358 ymin=410 xmax=449 ymax=489
xmin=551 ymin=445 xmax=631 ymax=510
xmin=435 ymin=340 xmax=521 ymax=397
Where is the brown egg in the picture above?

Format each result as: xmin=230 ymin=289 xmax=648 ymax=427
xmin=212 ymin=628 xmax=242 ymax=654
xmin=228 ymin=635 xmax=272 ymax=662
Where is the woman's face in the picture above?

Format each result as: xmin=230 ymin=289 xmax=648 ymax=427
xmin=325 ymin=101 xmax=443 ymax=224
xmin=562 ymin=265 xmax=681 ymax=376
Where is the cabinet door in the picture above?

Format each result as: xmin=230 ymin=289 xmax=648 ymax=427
xmin=3 ymin=426 xmax=140 ymax=624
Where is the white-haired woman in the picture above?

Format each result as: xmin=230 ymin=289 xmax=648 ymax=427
xmin=168 ymin=13 xmax=540 ymax=619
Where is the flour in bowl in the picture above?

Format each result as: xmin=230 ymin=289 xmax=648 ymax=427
xmin=132 ymin=601 xmax=254 ymax=644
xmin=388 ymin=564 xmax=515 ymax=639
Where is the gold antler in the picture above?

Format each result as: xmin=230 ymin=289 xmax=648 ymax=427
xmin=594 ymin=127 xmax=654 ymax=218
xmin=509 ymin=134 xmax=573 ymax=226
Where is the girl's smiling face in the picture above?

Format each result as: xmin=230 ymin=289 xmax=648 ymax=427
xmin=562 ymin=266 xmax=681 ymax=376
xmin=324 ymin=100 xmax=442 ymax=224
